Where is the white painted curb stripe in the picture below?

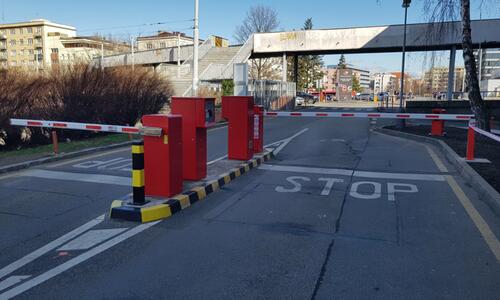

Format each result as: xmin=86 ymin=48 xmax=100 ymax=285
xmin=0 ymin=215 xmax=104 ymax=280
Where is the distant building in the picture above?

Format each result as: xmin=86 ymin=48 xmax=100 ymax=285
xmin=475 ymin=48 xmax=500 ymax=95
xmin=59 ymin=36 xmax=130 ymax=64
xmin=0 ymin=19 xmax=129 ymax=70
xmin=137 ymin=31 xmax=195 ymax=51
xmin=320 ymin=65 xmax=370 ymax=92
xmin=423 ymin=67 xmax=464 ymax=94
xmin=0 ymin=19 xmax=76 ymax=69
xmin=372 ymin=73 xmax=396 ymax=94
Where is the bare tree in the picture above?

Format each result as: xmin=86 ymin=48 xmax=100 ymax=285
xmin=424 ymin=0 xmax=491 ymax=130
xmin=234 ymin=5 xmax=280 ymax=80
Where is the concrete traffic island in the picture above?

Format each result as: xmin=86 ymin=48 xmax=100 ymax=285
xmin=110 ymin=151 xmax=273 ymax=223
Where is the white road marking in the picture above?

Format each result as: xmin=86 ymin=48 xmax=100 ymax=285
xmin=260 ymin=164 xmax=353 ymax=176
xmin=23 ymin=169 xmax=130 ymax=186
xmin=47 ymin=147 xmax=130 ymax=168
xmin=259 ymin=164 xmax=445 ymax=182
xmin=273 ymin=128 xmax=309 ymax=155
xmin=57 ymin=228 xmax=128 ymax=251
xmin=0 ymin=215 xmax=104 ymax=280
xmin=0 ymin=221 xmax=160 ymax=299
xmin=275 ymin=176 xmax=310 ymax=193
xmin=350 ymin=181 xmax=382 ymax=199
xmin=318 ymin=178 xmax=344 ymax=196
xmin=0 ymin=276 xmax=31 ymax=293
xmin=354 ymin=170 xmax=445 ymax=181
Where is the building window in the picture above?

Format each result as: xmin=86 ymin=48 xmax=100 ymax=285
xmin=160 ymin=42 xmax=166 ymax=48
xmin=10 ymin=50 xmax=16 ymax=57
xmin=27 ymin=27 xmax=33 ymax=34
xmin=35 ymin=38 xmax=41 ymax=44
xmin=19 ymin=28 xmax=24 ymax=34
xmin=9 ymin=40 xmax=16 ymax=46
xmin=10 ymin=29 xmax=15 ymax=35
xmin=147 ymin=43 xmax=153 ymax=50
xmin=28 ymin=38 xmax=33 ymax=45
xmin=51 ymin=48 xmax=59 ymax=53
xmin=19 ymin=39 xmax=24 ymax=45
xmin=19 ymin=50 xmax=24 ymax=56
xmin=36 ymin=27 xmax=42 ymax=33
xmin=29 ymin=49 xmax=34 ymax=55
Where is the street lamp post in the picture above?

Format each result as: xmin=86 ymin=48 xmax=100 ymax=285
xmin=398 ymin=0 xmax=411 ymax=129
xmin=192 ymin=0 xmax=199 ymax=96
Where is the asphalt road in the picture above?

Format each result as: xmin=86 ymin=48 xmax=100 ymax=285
xmin=0 ymin=106 xmax=499 ymax=299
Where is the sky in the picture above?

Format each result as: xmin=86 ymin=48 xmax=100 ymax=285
xmin=2 ymin=0 xmax=499 ymax=76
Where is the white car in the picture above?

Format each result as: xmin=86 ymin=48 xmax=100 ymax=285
xmin=295 ymin=96 xmax=305 ymax=106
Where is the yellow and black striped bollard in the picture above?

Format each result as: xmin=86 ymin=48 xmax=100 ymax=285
xmin=132 ymin=141 xmax=146 ymax=205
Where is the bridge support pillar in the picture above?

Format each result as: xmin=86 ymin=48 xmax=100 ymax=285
xmin=447 ymin=46 xmax=456 ymax=101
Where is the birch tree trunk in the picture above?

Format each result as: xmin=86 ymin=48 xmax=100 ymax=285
xmin=461 ymin=0 xmax=490 ymax=130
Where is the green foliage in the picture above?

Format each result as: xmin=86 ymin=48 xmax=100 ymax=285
xmin=338 ymin=54 xmax=347 ymax=69
xmin=294 ymin=18 xmax=324 ymax=90
xmin=352 ymin=75 xmax=362 ymax=93
xmin=221 ymin=79 xmax=234 ymax=96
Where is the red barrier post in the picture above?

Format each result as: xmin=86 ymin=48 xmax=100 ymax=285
xmin=51 ymin=131 xmax=59 ymax=154
xmin=253 ymin=105 xmax=264 ymax=153
xmin=142 ymin=114 xmax=183 ymax=198
xmin=431 ymin=108 xmax=446 ymax=136
xmin=222 ymin=96 xmax=255 ymax=160
xmin=171 ymin=97 xmax=215 ymax=181
xmin=466 ymin=125 xmax=475 ymax=161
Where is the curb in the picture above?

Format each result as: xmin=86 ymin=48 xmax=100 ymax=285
xmin=376 ymin=127 xmax=500 ymax=217
xmin=110 ymin=151 xmax=273 ymax=223
xmin=0 ymin=140 xmax=136 ymax=175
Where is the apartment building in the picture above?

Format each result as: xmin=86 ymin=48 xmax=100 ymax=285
xmin=423 ymin=67 xmax=464 ymax=93
xmin=0 ymin=19 xmax=76 ymax=69
xmin=476 ymin=48 xmax=500 ymax=94
xmin=59 ymin=36 xmax=130 ymax=64
xmin=321 ymin=65 xmax=371 ymax=92
xmin=137 ymin=31 xmax=194 ymax=51
xmin=372 ymin=73 xmax=396 ymax=94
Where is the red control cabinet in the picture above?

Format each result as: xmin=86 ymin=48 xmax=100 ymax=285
xmin=171 ymin=97 xmax=215 ymax=180
xmin=142 ymin=114 xmax=183 ymax=197
xmin=222 ymin=96 xmax=255 ymax=160
xmin=253 ymin=105 xmax=264 ymax=153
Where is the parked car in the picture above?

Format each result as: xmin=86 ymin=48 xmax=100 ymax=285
xmin=377 ymin=92 xmax=389 ymax=101
xmin=297 ymin=92 xmax=316 ymax=104
xmin=295 ymin=96 xmax=305 ymax=106
xmin=355 ymin=93 xmax=373 ymax=101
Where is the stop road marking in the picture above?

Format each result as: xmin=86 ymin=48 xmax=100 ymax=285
xmin=275 ymin=176 xmax=418 ymax=201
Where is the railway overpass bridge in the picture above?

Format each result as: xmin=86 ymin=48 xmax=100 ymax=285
xmin=97 ymin=19 xmax=500 ymax=97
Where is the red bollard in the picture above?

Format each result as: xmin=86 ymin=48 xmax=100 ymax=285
xmin=51 ymin=131 xmax=59 ymax=154
xmin=253 ymin=105 xmax=264 ymax=153
xmin=466 ymin=125 xmax=475 ymax=161
xmin=430 ymin=108 xmax=446 ymax=136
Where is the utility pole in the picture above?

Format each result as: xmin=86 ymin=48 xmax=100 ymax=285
xmin=192 ymin=0 xmax=199 ymax=96
xmin=398 ymin=0 xmax=411 ymax=128
xmin=131 ymin=36 xmax=135 ymax=71
xmin=177 ymin=32 xmax=181 ymax=78
xmin=100 ymin=43 xmax=104 ymax=71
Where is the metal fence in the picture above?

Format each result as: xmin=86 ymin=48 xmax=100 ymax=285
xmin=249 ymin=80 xmax=296 ymax=111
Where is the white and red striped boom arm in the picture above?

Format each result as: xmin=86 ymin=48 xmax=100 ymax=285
xmin=9 ymin=119 xmax=162 ymax=136
xmin=264 ymin=111 xmax=474 ymax=121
